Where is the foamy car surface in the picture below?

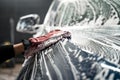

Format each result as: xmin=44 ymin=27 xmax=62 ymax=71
xmin=17 ymin=0 xmax=120 ymax=80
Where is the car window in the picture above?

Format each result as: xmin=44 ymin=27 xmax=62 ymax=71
xmin=49 ymin=0 xmax=120 ymax=27
xmin=61 ymin=3 xmax=76 ymax=26
xmin=54 ymin=3 xmax=65 ymax=26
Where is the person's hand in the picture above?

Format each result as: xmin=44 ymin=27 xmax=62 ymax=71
xmin=23 ymin=29 xmax=71 ymax=58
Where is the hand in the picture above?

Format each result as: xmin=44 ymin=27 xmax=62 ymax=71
xmin=23 ymin=29 xmax=71 ymax=58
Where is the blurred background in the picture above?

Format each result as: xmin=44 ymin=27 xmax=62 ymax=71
xmin=0 ymin=0 xmax=52 ymax=79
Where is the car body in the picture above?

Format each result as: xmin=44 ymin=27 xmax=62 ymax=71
xmin=17 ymin=0 xmax=120 ymax=80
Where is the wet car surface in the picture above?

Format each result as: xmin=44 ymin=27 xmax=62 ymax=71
xmin=17 ymin=0 xmax=120 ymax=80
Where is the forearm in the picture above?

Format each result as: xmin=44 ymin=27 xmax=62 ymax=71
xmin=0 ymin=42 xmax=25 ymax=64
xmin=0 ymin=45 xmax=15 ymax=64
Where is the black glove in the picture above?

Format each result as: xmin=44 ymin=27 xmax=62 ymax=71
xmin=22 ymin=39 xmax=31 ymax=50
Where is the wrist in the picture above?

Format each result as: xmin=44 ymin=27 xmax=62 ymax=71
xmin=13 ymin=43 xmax=25 ymax=56
xmin=22 ymin=39 xmax=31 ymax=50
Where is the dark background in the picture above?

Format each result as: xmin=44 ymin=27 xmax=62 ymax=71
xmin=0 ymin=0 xmax=52 ymax=44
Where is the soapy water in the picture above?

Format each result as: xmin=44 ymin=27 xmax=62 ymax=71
xmin=53 ymin=0 xmax=120 ymax=26
xmin=17 ymin=0 xmax=120 ymax=80
xmin=17 ymin=41 xmax=120 ymax=80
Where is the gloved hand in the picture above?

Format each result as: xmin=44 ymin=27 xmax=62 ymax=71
xmin=22 ymin=29 xmax=71 ymax=58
